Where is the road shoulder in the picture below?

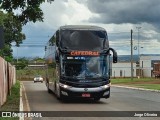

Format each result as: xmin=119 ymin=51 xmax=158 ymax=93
xmin=112 ymin=84 xmax=160 ymax=93
xmin=20 ymin=82 xmax=32 ymax=120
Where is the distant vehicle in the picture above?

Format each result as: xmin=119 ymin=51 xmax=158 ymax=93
xmin=34 ymin=75 xmax=43 ymax=83
xmin=44 ymin=25 xmax=117 ymax=101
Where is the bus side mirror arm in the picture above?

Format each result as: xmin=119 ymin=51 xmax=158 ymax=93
xmin=109 ymin=48 xmax=118 ymax=63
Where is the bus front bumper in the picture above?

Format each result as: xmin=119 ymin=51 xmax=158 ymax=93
xmin=59 ymin=83 xmax=110 ymax=98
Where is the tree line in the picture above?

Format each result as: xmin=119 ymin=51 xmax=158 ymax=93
xmin=0 ymin=0 xmax=54 ymax=62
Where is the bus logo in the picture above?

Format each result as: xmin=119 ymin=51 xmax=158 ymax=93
xmin=84 ymin=88 xmax=88 ymax=91
xmin=70 ymin=51 xmax=99 ymax=56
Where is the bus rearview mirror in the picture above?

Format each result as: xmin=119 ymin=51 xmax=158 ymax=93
xmin=109 ymin=48 xmax=117 ymax=63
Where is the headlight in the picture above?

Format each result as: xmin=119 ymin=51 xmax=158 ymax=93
xmin=59 ymin=83 xmax=71 ymax=89
xmin=34 ymin=78 xmax=36 ymax=80
xmin=101 ymin=84 xmax=110 ymax=89
xmin=63 ymin=85 xmax=68 ymax=88
xmin=40 ymin=78 xmax=43 ymax=80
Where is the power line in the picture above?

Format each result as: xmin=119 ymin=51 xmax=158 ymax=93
xmin=12 ymin=45 xmax=45 ymax=47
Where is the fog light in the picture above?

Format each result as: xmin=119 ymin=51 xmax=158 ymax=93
xmin=103 ymin=91 xmax=109 ymax=96
xmin=61 ymin=91 xmax=68 ymax=96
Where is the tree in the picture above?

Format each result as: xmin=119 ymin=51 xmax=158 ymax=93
xmin=13 ymin=57 xmax=29 ymax=70
xmin=3 ymin=13 xmax=26 ymax=46
xmin=0 ymin=0 xmax=54 ymax=25
xmin=0 ymin=0 xmax=54 ymax=62
xmin=33 ymin=57 xmax=45 ymax=63
xmin=0 ymin=11 xmax=25 ymax=62
xmin=0 ymin=44 xmax=13 ymax=61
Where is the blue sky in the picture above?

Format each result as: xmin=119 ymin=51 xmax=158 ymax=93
xmin=12 ymin=0 xmax=160 ymax=58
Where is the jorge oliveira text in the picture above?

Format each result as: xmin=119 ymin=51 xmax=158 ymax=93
xmin=134 ymin=112 xmax=158 ymax=117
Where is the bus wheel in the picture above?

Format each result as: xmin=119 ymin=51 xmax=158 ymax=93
xmin=56 ymin=87 xmax=64 ymax=100
xmin=47 ymin=83 xmax=52 ymax=93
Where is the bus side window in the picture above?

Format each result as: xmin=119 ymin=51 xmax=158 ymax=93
xmin=56 ymin=30 xmax=59 ymax=46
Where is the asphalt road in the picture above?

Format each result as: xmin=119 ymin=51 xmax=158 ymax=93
xmin=22 ymin=81 xmax=160 ymax=120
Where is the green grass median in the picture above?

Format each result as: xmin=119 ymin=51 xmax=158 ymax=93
xmin=131 ymin=84 xmax=160 ymax=90
xmin=111 ymin=78 xmax=160 ymax=90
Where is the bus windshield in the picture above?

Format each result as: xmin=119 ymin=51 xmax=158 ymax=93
xmin=60 ymin=30 xmax=107 ymax=51
xmin=62 ymin=56 xmax=109 ymax=79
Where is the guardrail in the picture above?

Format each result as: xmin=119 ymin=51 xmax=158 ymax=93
xmin=0 ymin=57 xmax=16 ymax=107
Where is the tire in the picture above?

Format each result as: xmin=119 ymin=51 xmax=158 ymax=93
xmin=56 ymin=87 xmax=65 ymax=101
xmin=47 ymin=82 xmax=52 ymax=93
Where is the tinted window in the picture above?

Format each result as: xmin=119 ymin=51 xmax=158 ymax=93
xmin=60 ymin=30 xmax=107 ymax=51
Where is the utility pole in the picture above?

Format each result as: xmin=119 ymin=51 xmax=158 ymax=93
xmin=131 ymin=29 xmax=133 ymax=80
xmin=136 ymin=26 xmax=141 ymax=78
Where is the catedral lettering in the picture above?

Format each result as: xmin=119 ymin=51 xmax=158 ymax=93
xmin=44 ymin=25 xmax=117 ymax=101
xmin=70 ymin=51 xmax=99 ymax=56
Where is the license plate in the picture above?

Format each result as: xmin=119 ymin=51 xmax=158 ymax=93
xmin=82 ymin=93 xmax=90 ymax=97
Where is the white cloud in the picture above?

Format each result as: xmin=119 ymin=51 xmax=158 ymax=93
xmin=38 ymin=0 xmax=95 ymax=29
xmin=13 ymin=0 xmax=160 ymax=58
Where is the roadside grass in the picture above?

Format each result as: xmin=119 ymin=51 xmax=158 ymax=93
xmin=17 ymin=69 xmax=46 ymax=81
xmin=130 ymin=84 xmax=160 ymax=90
xmin=111 ymin=78 xmax=155 ymax=84
xmin=111 ymin=78 xmax=160 ymax=90
xmin=0 ymin=81 xmax=20 ymax=120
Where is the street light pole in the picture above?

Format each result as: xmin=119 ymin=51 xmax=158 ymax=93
xmin=131 ymin=29 xmax=133 ymax=80
xmin=136 ymin=26 xmax=141 ymax=78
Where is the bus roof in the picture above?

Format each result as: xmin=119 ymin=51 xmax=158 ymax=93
xmin=60 ymin=25 xmax=106 ymax=31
